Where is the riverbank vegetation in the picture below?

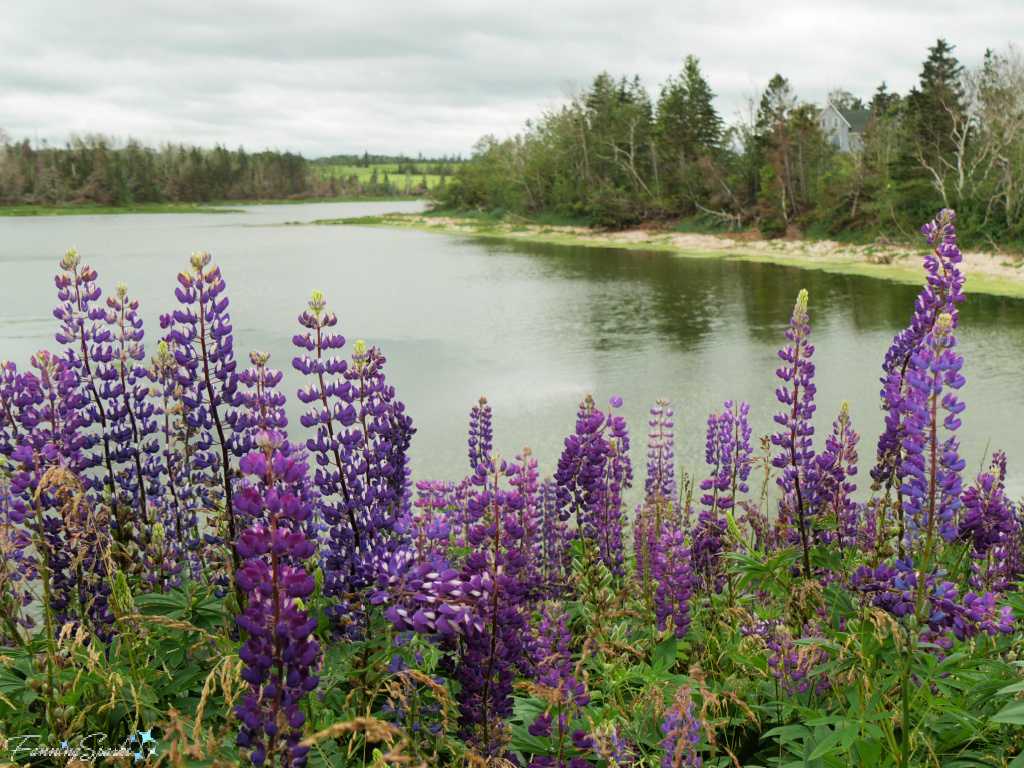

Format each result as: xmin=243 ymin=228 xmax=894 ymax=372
xmin=0 ymin=209 xmax=1022 ymax=767
xmin=0 ymin=136 xmax=460 ymax=209
xmin=436 ymin=40 xmax=1024 ymax=251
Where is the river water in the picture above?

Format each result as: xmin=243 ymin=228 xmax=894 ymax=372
xmin=3 ymin=201 xmax=1023 ymax=502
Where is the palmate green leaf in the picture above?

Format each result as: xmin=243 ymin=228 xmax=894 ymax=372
xmin=1009 ymin=750 xmax=1024 ymax=768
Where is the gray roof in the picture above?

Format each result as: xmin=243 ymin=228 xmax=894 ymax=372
xmin=838 ymin=108 xmax=872 ymax=134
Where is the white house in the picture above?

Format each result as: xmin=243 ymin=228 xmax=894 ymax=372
xmin=818 ymin=104 xmax=872 ymax=153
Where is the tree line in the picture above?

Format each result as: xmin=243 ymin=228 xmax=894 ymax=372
xmin=436 ymin=41 xmax=1024 ymax=246
xmin=0 ymin=136 xmax=440 ymax=206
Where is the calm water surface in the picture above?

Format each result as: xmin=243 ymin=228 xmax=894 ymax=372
xmin=3 ymin=201 xmax=1024 ymax=502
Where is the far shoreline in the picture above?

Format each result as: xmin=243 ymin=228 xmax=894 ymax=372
xmin=312 ymin=212 xmax=1024 ymax=300
xmin=0 ymin=196 xmax=422 ymax=216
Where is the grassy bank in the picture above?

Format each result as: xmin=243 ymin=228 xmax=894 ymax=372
xmin=313 ymin=210 xmax=1024 ymax=299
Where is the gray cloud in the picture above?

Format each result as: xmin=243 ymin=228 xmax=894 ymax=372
xmin=1 ymin=0 xmax=1021 ymax=157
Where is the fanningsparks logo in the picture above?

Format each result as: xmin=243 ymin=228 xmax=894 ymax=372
xmin=0 ymin=728 xmax=159 ymax=764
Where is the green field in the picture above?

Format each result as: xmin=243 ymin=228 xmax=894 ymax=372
xmin=316 ymin=163 xmax=447 ymax=190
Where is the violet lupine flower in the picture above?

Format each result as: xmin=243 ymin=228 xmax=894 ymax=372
xmin=149 ymin=336 xmax=202 ymax=574
xmin=0 ymin=361 xmax=21 ymax=460
xmin=873 ymin=209 xmax=965 ymax=492
xmin=592 ymin=724 xmax=638 ymax=768
xmin=771 ymin=289 xmax=818 ymax=575
xmin=957 ymin=452 xmax=1012 ymax=555
xmin=342 ymin=340 xmax=416 ymax=551
xmin=526 ymin=671 xmax=593 ymax=768
xmin=958 ymin=452 xmax=1014 ymax=591
xmin=234 ymin=430 xmax=321 ymax=768
xmin=511 ymin=446 xmax=542 ymax=594
xmin=700 ymin=401 xmax=751 ymax=517
xmin=400 ymin=479 xmax=454 ymax=562
xmin=593 ymin=423 xmax=631 ymax=578
xmin=369 ymin=547 xmax=483 ymax=637
xmin=766 ymin=623 xmax=832 ymax=696
xmin=238 ymin=350 xmax=289 ymax=436
xmin=901 ymin=313 xmax=966 ymax=549
xmin=456 ymin=454 xmax=529 ymax=760
xmin=0 ymin=475 xmax=38 ymax=640
xmin=170 ymin=252 xmax=243 ymax=572
xmin=850 ymin=557 xmax=1015 ymax=641
xmin=653 ymin=529 xmax=694 ymax=639
xmin=381 ymin=652 xmax=446 ymax=738
xmin=533 ymin=601 xmax=573 ymax=677
xmin=537 ymin=476 xmax=570 ymax=593
xmin=814 ymin=401 xmax=860 ymax=548
xmin=52 ymin=247 xmax=113 ymax=487
xmin=660 ymin=686 xmax=701 ymax=768
xmin=468 ymin=396 xmax=493 ymax=471
xmin=646 ymin=399 xmax=677 ymax=505
xmin=292 ymin=289 xmax=361 ymax=594
xmin=12 ymin=352 xmax=113 ymax=634
xmin=555 ymin=395 xmax=629 ymax=576
xmin=103 ymin=282 xmax=163 ymax=537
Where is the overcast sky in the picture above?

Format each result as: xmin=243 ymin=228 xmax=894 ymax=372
xmin=1 ymin=1 xmax=1021 ymax=159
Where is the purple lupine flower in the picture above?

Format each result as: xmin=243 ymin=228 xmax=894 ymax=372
xmin=660 ymin=686 xmax=701 ymax=768
xmin=0 ymin=361 xmax=22 ymax=460
xmin=873 ymin=209 xmax=965 ymax=494
xmin=958 ymin=451 xmax=1014 ymax=591
xmin=593 ymin=421 xmax=631 ymax=578
xmin=149 ymin=334 xmax=201 ymax=574
xmin=646 ymin=399 xmax=677 ymax=505
xmin=238 ymin=350 xmax=289 ymax=436
xmin=468 ymin=396 xmax=493 ymax=472
xmin=537 ymin=476 xmax=570 ymax=593
xmin=957 ymin=453 xmax=1012 ymax=555
xmin=700 ymin=401 xmax=751 ymax=517
xmin=766 ymin=622 xmax=832 ymax=696
xmin=342 ymin=340 xmax=415 ymax=551
xmin=511 ymin=446 xmax=542 ymax=594
xmin=771 ymin=289 xmax=817 ymax=575
xmin=292 ymin=289 xmax=360 ymax=594
xmin=533 ymin=601 xmax=573 ymax=677
xmin=12 ymin=352 xmax=113 ymax=635
xmin=592 ymin=723 xmax=638 ymax=768
xmin=234 ymin=430 xmax=321 ymax=768
xmin=526 ymin=670 xmax=593 ymax=768
xmin=456 ymin=454 xmax=528 ymax=760
xmin=0 ymin=474 xmax=38 ymax=641
xmin=400 ymin=479 xmax=454 ymax=562
xmin=103 ymin=282 xmax=163 ymax=540
xmin=555 ymin=395 xmax=612 ymax=523
xmin=653 ymin=529 xmax=693 ymax=639
xmin=555 ymin=395 xmax=629 ymax=575
xmin=52 ymin=247 xmax=113 ymax=489
xmin=369 ymin=548 xmax=483 ymax=638
xmin=814 ymin=401 xmax=859 ymax=548
xmin=901 ymin=313 xmax=965 ymax=550
xmin=850 ymin=556 xmax=1015 ymax=640
xmin=381 ymin=651 xmax=447 ymax=738
xmin=170 ymin=252 xmax=243 ymax=583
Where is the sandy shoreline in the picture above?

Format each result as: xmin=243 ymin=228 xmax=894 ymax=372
xmin=344 ymin=213 xmax=1024 ymax=299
